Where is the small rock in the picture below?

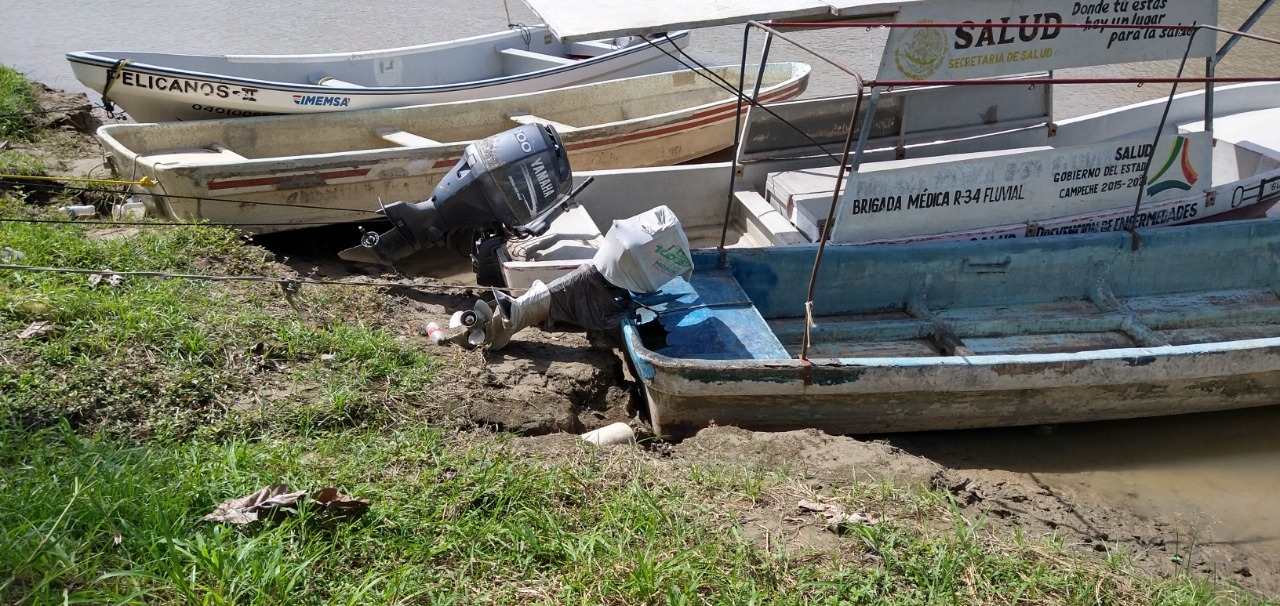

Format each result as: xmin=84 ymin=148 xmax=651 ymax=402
xmin=2 ymin=247 xmax=27 ymax=262
xmin=798 ymin=500 xmax=829 ymax=513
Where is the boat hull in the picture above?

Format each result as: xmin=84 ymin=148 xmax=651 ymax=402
xmin=630 ymin=343 xmax=1280 ymax=439
xmin=97 ymin=63 xmax=809 ymax=233
xmin=68 ymin=28 xmax=690 ymax=122
xmin=623 ymin=219 xmax=1280 ymax=439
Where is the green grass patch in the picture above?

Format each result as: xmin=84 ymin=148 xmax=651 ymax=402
xmin=1 ymin=196 xmax=441 ymax=441
xmin=3 ymin=422 xmax=1270 ymax=605
xmin=0 ymin=149 xmax=45 ymax=177
xmin=0 ymin=65 xmax=40 ymax=141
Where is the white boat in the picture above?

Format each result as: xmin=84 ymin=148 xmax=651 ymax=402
xmin=97 ymin=63 xmax=810 ymax=234
xmin=498 ymin=0 xmax=1280 ymax=289
xmin=66 ymin=27 xmax=690 ymax=122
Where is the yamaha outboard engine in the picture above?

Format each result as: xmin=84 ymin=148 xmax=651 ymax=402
xmin=339 ymin=123 xmax=587 ymax=284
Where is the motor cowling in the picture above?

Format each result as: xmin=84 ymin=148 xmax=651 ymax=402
xmin=340 ymin=123 xmax=573 ymax=266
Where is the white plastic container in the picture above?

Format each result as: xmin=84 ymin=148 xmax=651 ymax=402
xmin=580 ymin=422 xmax=635 ymax=446
xmin=112 ymin=200 xmax=146 ymax=220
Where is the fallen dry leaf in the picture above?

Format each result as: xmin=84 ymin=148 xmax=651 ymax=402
xmin=204 ymin=484 xmax=370 ymax=526
xmin=18 ymin=321 xmax=54 ymax=340
xmin=203 ymin=484 xmax=307 ymax=525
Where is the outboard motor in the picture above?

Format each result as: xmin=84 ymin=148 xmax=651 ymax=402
xmin=338 ymin=123 xmax=589 ymax=284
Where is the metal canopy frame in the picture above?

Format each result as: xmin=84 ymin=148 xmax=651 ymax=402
xmin=524 ymin=0 xmax=1280 ymax=367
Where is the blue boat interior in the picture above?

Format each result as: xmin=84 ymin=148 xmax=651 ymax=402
xmin=634 ymin=220 xmax=1280 ymax=360
xmin=634 ymin=270 xmax=791 ymax=361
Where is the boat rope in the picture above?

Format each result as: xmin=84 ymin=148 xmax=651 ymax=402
xmin=508 ymin=23 xmax=533 ymax=48
xmin=799 ymin=88 xmax=865 ymax=369
xmin=0 ymin=108 xmax=87 ymax=119
xmin=100 ymin=59 xmax=132 ymax=116
xmin=0 ymin=102 xmax=130 ymax=121
xmin=4 ymin=179 xmax=386 ymax=216
xmin=636 ymin=299 xmax=756 ymax=316
xmin=739 ymin=19 xmax=872 ymax=368
xmin=0 ymin=263 xmax=506 ymax=295
xmin=1124 ymin=25 xmax=1205 ymax=252
xmin=0 ymin=174 xmax=156 ymax=188
xmin=0 ymin=216 xmax=386 ymax=228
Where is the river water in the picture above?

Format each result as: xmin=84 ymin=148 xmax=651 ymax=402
xmin=3 ymin=0 xmax=1279 ymax=590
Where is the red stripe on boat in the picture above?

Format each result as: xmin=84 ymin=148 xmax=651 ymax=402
xmin=563 ymin=84 xmax=803 ymax=153
xmin=208 ymin=167 xmax=372 ymax=191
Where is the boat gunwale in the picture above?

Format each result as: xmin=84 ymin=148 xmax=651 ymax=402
xmin=623 ymin=321 xmax=1280 ymax=373
xmin=621 ymin=218 xmax=1280 ymax=379
xmin=94 ymin=63 xmax=811 ymax=172
xmin=64 ymin=30 xmax=692 ymax=95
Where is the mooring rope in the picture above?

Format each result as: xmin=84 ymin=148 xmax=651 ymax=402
xmin=0 ymin=263 xmax=523 ymax=295
xmin=0 ymin=174 xmax=156 ymax=188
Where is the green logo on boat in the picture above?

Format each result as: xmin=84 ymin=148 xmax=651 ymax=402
xmin=1146 ymin=135 xmax=1200 ymax=196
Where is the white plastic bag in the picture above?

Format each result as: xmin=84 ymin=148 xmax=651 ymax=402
xmin=591 ymin=205 xmax=692 ymax=294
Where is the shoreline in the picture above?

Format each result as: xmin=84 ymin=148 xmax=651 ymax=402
xmin=3 ymin=75 xmax=1276 ymax=601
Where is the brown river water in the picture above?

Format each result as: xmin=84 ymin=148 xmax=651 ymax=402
xmin=4 ymin=0 xmax=1280 ymax=587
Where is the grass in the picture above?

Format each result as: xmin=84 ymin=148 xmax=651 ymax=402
xmin=2 ymin=68 xmax=1276 ymax=604
xmin=0 ymin=192 xmax=442 ymax=441
xmin=3 ymin=416 xmax=1271 ymax=605
xmin=1 ymin=65 xmax=39 ymax=142
xmin=0 ymin=149 xmax=45 ymax=177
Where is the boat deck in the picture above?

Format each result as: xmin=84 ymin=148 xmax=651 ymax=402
xmin=769 ymin=287 xmax=1280 ymax=358
xmin=638 ymin=270 xmax=790 ymax=361
xmin=640 ymin=246 xmax=1280 ymax=362
xmin=1182 ymin=107 xmax=1280 ymax=161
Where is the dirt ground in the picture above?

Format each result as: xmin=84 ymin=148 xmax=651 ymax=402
xmin=19 ymin=86 xmax=1275 ymax=599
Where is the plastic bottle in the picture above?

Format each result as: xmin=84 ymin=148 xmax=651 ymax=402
xmin=59 ymin=205 xmax=96 ymax=218
xmin=426 ymin=321 xmax=445 ymax=345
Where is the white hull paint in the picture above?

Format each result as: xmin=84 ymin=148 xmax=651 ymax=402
xmin=499 ymin=82 xmax=1280 ymax=289
xmin=68 ymin=28 xmax=690 ymax=122
xmin=97 ymin=63 xmax=809 ymax=234
xmin=518 ymin=0 xmax=1280 ymax=439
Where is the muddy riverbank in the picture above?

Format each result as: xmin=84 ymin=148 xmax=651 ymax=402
xmin=9 ymin=82 xmax=1277 ymax=599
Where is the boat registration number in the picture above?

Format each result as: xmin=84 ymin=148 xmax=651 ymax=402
xmin=1261 ymin=177 xmax=1280 ymax=202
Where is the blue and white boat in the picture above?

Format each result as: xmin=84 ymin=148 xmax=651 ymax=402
xmin=624 ymin=220 xmax=1280 ymax=438
xmin=511 ymin=0 xmax=1280 ymax=438
xmin=66 ymin=26 xmax=689 ymax=122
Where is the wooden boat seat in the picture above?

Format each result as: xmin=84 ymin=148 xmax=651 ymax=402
xmin=565 ymin=40 xmax=628 ymax=57
xmin=507 ymin=113 xmax=579 ymax=133
xmin=641 ymin=270 xmax=791 ymax=361
xmin=373 ymin=128 xmax=441 ymax=147
xmin=1182 ymin=108 xmax=1280 ymax=162
xmin=498 ymin=47 xmax=578 ymax=74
